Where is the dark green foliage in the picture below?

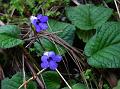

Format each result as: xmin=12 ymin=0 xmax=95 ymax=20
xmin=1 ymin=0 xmax=120 ymax=89
xmin=66 ymin=4 xmax=112 ymax=42
xmin=1 ymin=72 xmax=37 ymax=89
xmin=84 ymin=22 xmax=120 ymax=68
xmin=66 ymin=4 xmax=113 ymax=30
xmin=0 ymin=25 xmax=23 ymax=48
xmin=76 ymin=29 xmax=95 ymax=42
xmin=42 ymin=71 xmax=61 ymax=89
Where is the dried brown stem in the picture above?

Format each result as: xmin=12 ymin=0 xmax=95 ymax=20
xmin=24 ymin=57 xmax=45 ymax=89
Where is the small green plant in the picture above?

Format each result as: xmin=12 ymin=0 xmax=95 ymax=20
xmin=1 ymin=0 xmax=120 ymax=89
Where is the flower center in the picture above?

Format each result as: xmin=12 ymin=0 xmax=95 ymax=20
xmin=36 ymin=19 xmax=41 ymax=25
xmin=47 ymin=57 xmax=52 ymax=62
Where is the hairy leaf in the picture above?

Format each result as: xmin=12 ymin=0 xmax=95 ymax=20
xmin=84 ymin=22 xmax=120 ymax=68
xmin=0 ymin=25 xmax=23 ymax=48
xmin=66 ymin=4 xmax=112 ymax=30
xmin=0 ymin=34 xmax=23 ymax=48
xmin=0 ymin=25 xmax=20 ymax=37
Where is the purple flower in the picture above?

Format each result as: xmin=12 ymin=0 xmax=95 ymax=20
xmin=40 ymin=51 xmax=62 ymax=70
xmin=30 ymin=14 xmax=48 ymax=32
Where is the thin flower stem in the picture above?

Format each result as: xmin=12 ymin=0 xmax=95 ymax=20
xmin=18 ymin=68 xmax=46 ymax=89
xmin=56 ymin=69 xmax=72 ymax=89
xmin=22 ymin=54 xmax=26 ymax=89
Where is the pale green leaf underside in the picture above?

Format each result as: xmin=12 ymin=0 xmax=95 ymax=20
xmin=84 ymin=22 xmax=120 ymax=68
xmin=66 ymin=4 xmax=112 ymax=30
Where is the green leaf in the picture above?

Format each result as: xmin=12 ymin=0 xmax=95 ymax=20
xmin=66 ymin=4 xmax=113 ymax=30
xmin=0 ymin=25 xmax=20 ymax=37
xmin=0 ymin=34 xmax=23 ymax=48
xmin=42 ymin=71 xmax=61 ymax=89
xmin=0 ymin=25 xmax=23 ymax=48
xmin=48 ymin=19 xmax=76 ymax=45
xmin=84 ymin=22 xmax=120 ymax=68
xmin=76 ymin=29 xmax=95 ymax=42
xmin=1 ymin=72 xmax=37 ymax=89
xmin=62 ymin=83 xmax=87 ymax=89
